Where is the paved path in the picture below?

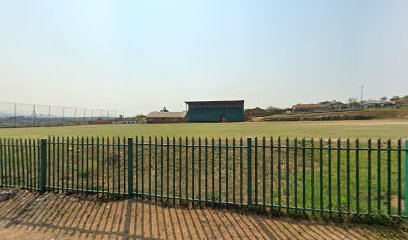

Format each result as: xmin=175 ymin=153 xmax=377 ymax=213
xmin=0 ymin=191 xmax=406 ymax=239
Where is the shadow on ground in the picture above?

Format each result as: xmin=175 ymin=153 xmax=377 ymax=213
xmin=0 ymin=191 xmax=406 ymax=239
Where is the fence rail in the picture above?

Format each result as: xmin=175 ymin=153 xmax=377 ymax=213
xmin=0 ymin=102 xmax=124 ymax=127
xmin=0 ymin=136 xmax=407 ymax=219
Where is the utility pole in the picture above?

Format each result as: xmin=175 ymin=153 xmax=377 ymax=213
xmin=360 ymin=86 xmax=364 ymax=102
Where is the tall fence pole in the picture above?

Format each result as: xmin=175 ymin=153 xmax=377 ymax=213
xmin=39 ymin=139 xmax=47 ymax=194
xmin=247 ymin=137 xmax=253 ymax=208
xmin=128 ymin=138 xmax=134 ymax=198
xmin=405 ymin=140 xmax=408 ymax=216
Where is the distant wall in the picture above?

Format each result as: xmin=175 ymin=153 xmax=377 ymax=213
xmin=147 ymin=117 xmax=184 ymax=124
xmin=187 ymin=107 xmax=244 ymax=122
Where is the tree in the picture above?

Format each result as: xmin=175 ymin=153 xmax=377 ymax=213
xmin=347 ymin=97 xmax=360 ymax=106
xmin=135 ymin=114 xmax=146 ymax=119
xmin=380 ymin=96 xmax=388 ymax=101
xmin=265 ymin=106 xmax=276 ymax=112
xmin=347 ymin=98 xmax=357 ymax=104
xmin=160 ymin=106 xmax=169 ymax=112
xmin=390 ymin=96 xmax=400 ymax=101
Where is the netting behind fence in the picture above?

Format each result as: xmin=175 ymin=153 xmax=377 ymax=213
xmin=0 ymin=102 xmax=124 ymax=127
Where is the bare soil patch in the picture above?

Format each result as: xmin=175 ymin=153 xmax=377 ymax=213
xmin=0 ymin=189 xmax=407 ymax=240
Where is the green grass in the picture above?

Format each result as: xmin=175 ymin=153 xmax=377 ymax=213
xmin=1 ymin=119 xmax=408 ymax=139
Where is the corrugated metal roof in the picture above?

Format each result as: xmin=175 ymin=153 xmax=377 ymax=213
xmin=146 ymin=111 xmax=186 ymax=118
xmin=185 ymin=100 xmax=244 ymax=104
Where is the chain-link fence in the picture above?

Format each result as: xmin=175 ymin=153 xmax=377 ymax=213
xmin=0 ymin=102 xmax=124 ymax=128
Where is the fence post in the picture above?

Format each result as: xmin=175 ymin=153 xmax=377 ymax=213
xmin=405 ymin=140 xmax=408 ymax=216
xmin=247 ymin=137 xmax=253 ymax=208
xmin=39 ymin=139 xmax=47 ymax=194
xmin=128 ymin=138 xmax=134 ymax=198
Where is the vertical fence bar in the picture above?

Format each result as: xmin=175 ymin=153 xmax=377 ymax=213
xmin=0 ymin=138 xmax=3 ymax=187
xmin=302 ymin=138 xmax=306 ymax=213
xmin=254 ymin=137 xmax=258 ymax=207
xmin=21 ymin=139 xmax=26 ymax=188
xmin=96 ymin=137 xmax=100 ymax=196
xmin=107 ymin=137 xmax=110 ymax=195
xmin=218 ymin=138 xmax=222 ymax=206
xmin=286 ymin=137 xmax=290 ymax=213
xmin=311 ymin=138 xmax=315 ymax=214
xmin=225 ymin=137 xmax=228 ymax=205
xmin=128 ymin=138 xmax=134 ymax=198
xmin=102 ymin=137 xmax=105 ymax=197
xmin=319 ymin=138 xmax=323 ymax=216
xmin=56 ymin=137 xmax=60 ymax=193
xmin=71 ymin=137 xmax=74 ymax=192
xmin=81 ymin=137 xmax=84 ymax=194
xmin=148 ymin=137 xmax=152 ymax=199
xmin=39 ymin=139 xmax=47 ymax=194
xmin=233 ymin=138 xmax=236 ymax=206
xmin=135 ymin=136 xmax=139 ymax=196
xmin=186 ymin=137 xmax=189 ymax=203
xmin=76 ymin=137 xmax=79 ymax=193
xmin=405 ymin=140 xmax=408 ymax=217
xmin=377 ymin=139 xmax=381 ymax=213
xmin=240 ymin=138 xmax=243 ymax=206
xmin=51 ymin=137 xmax=54 ymax=191
xmin=278 ymin=137 xmax=282 ymax=210
xmin=186 ymin=137 xmax=188 ymax=204
xmin=205 ymin=137 xmax=208 ymax=203
xmin=86 ymin=137 xmax=90 ymax=194
xmin=192 ymin=137 xmax=195 ymax=204
xmin=154 ymin=136 xmax=158 ymax=201
xmin=173 ymin=137 xmax=176 ymax=205
xmin=294 ymin=138 xmax=298 ymax=212
xmin=166 ymin=137 xmax=170 ymax=202
xmin=141 ymin=136 xmax=144 ymax=197
xmin=12 ymin=139 xmax=15 ymax=186
xmin=271 ymin=137 xmax=274 ymax=210
xmin=368 ymin=138 xmax=372 ymax=213
xmin=91 ymin=137 xmax=94 ymax=193
xmin=337 ymin=138 xmax=341 ymax=217
xmin=262 ymin=137 xmax=266 ymax=210
xmin=356 ymin=138 xmax=360 ymax=213
xmin=160 ymin=137 xmax=164 ymax=202
xmin=198 ymin=137 xmax=202 ymax=204
xmin=397 ymin=139 xmax=402 ymax=216
xmin=347 ymin=138 xmax=351 ymax=214
xmin=328 ymin=138 xmax=332 ymax=217
xmin=247 ymin=137 xmax=253 ymax=208
xmin=7 ymin=139 xmax=11 ymax=186
xmin=387 ymin=139 xmax=391 ymax=215
xmin=24 ymin=139 xmax=28 ymax=188
xmin=123 ymin=137 xmax=126 ymax=195
xmin=179 ymin=137 xmax=182 ymax=202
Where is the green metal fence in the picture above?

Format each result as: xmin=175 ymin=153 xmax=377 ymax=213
xmin=0 ymin=136 xmax=407 ymax=218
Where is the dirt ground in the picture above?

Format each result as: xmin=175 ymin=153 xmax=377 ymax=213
xmin=0 ymin=190 xmax=407 ymax=240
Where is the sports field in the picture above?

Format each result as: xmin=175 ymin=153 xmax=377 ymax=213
xmin=0 ymin=120 xmax=408 ymax=139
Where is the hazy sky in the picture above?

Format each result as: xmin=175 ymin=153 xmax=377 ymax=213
xmin=1 ymin=1 xmax=407 ymax=115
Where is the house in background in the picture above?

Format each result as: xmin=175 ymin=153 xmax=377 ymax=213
xmin=363 ymin=100 xmax=395 ymax=109
xmin=146 ymin=111 xmax=186 ymax=124
xmin=185 ymin=100 xmax=244 ymax=122
xmin=323 ymin=101 xmax=348 ymax=111
xmin=292 ymin=104 xmax=323 ymax=113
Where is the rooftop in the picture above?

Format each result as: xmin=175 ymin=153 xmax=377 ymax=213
xmin=185 ymin=100 xmax=244 ymax=104
xmin=146 ymin=111 xmax=186 ymax=118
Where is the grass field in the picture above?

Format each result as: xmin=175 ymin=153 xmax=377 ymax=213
xmin=0 ymin=119 xmax=408 ymax=139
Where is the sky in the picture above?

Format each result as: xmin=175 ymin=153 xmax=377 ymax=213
xmin=0 ymin=0 xmax=407 ymax=116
